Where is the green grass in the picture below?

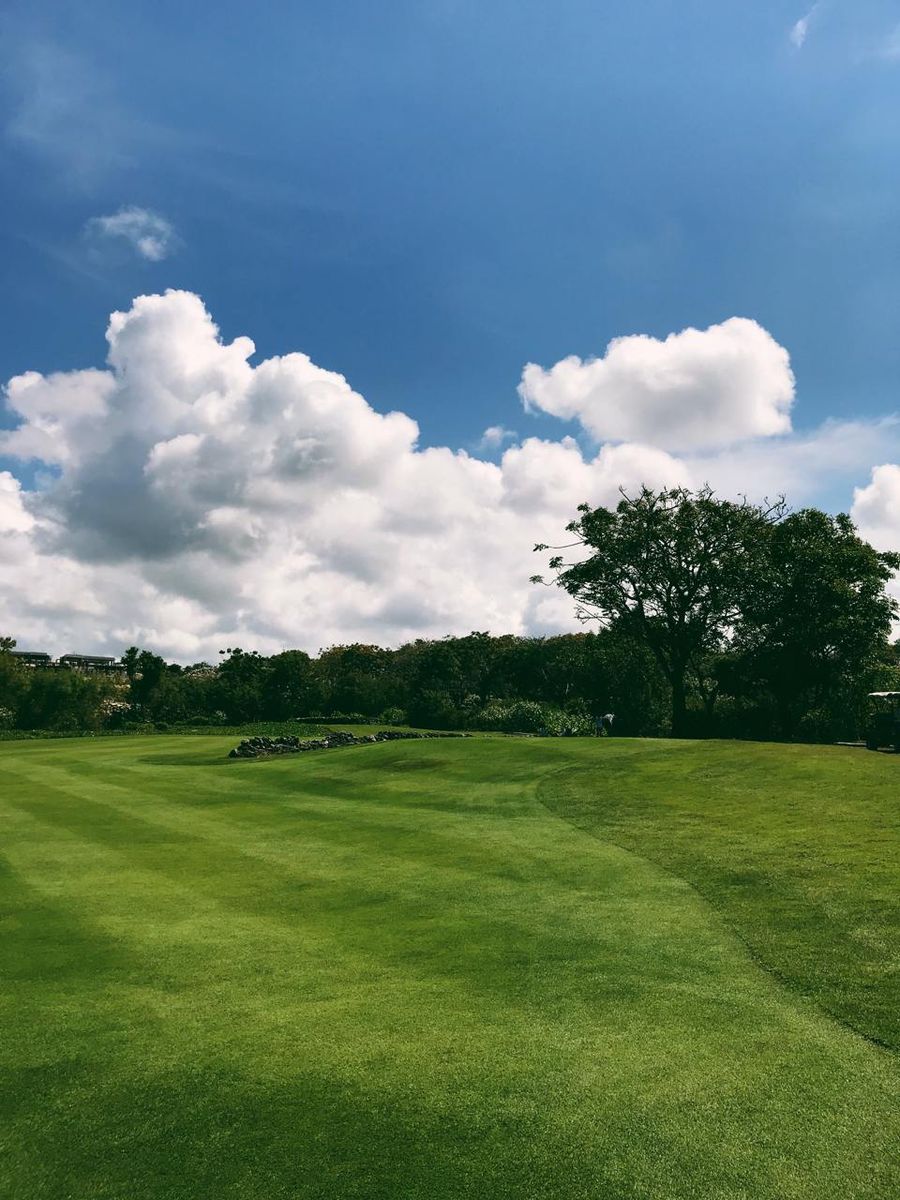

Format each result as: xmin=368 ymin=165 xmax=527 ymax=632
xmin=541 ymin=739 xmax=900 ymax=1051
xmin=0 ymin=735 xmax=897 ymax=1199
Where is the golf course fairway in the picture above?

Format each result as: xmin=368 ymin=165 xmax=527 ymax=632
xmin=1 ymin=734 xmax=897 ymax=1199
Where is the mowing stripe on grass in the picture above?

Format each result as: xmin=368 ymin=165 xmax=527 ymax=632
xmin=1 ymin=735 xmax=897 ymax=1199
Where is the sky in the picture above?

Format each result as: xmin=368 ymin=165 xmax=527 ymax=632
xmin=2 ymin=1 xmax=900 ymax=659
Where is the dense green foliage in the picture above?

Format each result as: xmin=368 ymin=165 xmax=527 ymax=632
xmin=0 ymin=630 xmax=671 ymax=737
xmin=536 ymin=487 xmax=900 ymax=737
xmin=2 ymin=620 xmax=897 ymax=742
xmin=1 ymin=734 xmax=896 ymax=1198
xmin=0 ymin=649 xmax=125 ymax=732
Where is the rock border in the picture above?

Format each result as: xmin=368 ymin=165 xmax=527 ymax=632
xmin=228 ymin=729 xmax=468 ymax=759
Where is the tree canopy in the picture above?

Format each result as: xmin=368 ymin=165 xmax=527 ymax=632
xmin=534 ymin=486 xmax=899 ymax=737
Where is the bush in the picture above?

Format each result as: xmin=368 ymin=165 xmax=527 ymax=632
xmin=794 ymin=707 xmax=843 ymax=745
xmin=379 ymin=706 xmax=407 ymax=726
xmin=476 ymin=700 xmax=541 ymax=733
xmin=100 ymin=698 xmax=131 ymax=730
xmin=680 ymin=698 xmax=776 ymax=742
xmin=472 ymin=699 xmax=592 ymax=735
xmin=407 ymin=691 xmax=462 ymax=730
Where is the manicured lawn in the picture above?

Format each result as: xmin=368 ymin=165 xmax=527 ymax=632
xmin=541 ymin=739 xmax=900 ymax=1051
xmin=0 ymin=734 xmax=897 ymax=1198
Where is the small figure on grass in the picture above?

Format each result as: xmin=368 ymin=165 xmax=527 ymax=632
xmin=594 ymin=712 xmax=615 ymax=737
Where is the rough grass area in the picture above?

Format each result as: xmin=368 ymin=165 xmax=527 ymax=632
xmin=0 ymin=735 xmax=897 ymax=1199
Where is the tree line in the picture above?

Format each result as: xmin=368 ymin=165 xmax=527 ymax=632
xmin=2 ymin=488 xmax=898 ymax=741
xmin=0 ymin=631 xmax=667 ymax=737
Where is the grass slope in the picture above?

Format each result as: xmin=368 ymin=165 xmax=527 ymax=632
xmin=0 ymin=734 xmax=897 ymax=1199
xmin=540 ymin=739 xmax=900 ymax=1051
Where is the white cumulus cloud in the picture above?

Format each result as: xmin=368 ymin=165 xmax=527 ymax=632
xmin=86 ymin=206 xmax=176 ymax=261
xmin=0 ymin=292 xmax=896 ymax=659
xmin=1 ymin=291 xmax=671 ymax=657
xmin=519 ymin=317 xmax=795 ymax=452
xmin=476 ymin=425 xmax=517 ymax=453
xmin=851 ymin=464 xmax=900 ymax=551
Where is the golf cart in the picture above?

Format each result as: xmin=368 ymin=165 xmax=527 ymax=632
xmin=865 ymin=692 xmax=900 ymax=751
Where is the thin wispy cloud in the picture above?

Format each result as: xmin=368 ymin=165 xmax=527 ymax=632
xmin=3 ymin=42 xmax=133 ymax=184
xmin=790 ymin=4 xmax=819 ymax=49
xmin=2 ymin=37 xmax=183 ymax=190
xmin=85 ymin=207 xmax=177 ymax=261
xmin=878 ymin=25 xmax=900 ymax=61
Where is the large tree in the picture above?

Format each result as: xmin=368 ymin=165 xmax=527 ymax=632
xmin=533 ymin=486 xmax=782 ymax=736
xmin=733 ymin=508 xmax=900 ymax=737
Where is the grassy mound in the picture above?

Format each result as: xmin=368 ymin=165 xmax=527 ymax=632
xmin=0 ymin=735 xmax=897 ymax=1199
xmin=539 ymin=738 xmax=900 ymax=1051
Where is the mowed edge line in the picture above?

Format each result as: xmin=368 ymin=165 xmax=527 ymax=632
xmin=536 ymin=760 xmax=900 ymax=1060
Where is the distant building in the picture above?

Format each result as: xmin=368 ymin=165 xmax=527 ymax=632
xmin=8 ymin=651 xmax=53 ymax=668
xmin=4 ymin=650 xmax=126 ymax=673
xmin=58 ymin=654 xmax=126 ymax=674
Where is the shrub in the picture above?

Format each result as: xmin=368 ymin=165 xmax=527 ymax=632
xmin=687 ymin=696 xmax=776 ymax=742
xmin=100 ymin=698 xmax=131 ymax=729
xmin=379 ymin=706 xmax=407 ymax=726
xmin=407 ymin=691 xmax=462 ymax=730
xmin=472 ymin=699 xmax=592 ymax=736
xmin=794 ymin=707 xmax=843 ymax=745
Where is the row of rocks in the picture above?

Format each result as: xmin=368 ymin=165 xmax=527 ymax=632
xmin=228 ymin=729 xmax=468 ymax=759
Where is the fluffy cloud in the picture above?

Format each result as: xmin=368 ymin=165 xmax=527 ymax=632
xmin=0 ymin=292 xmax=896 ymax=659
xmin=519 ymin=318 xmax=795 ymax=451
xmin=86 ymin=206 xmax=176 ymax=261
xmin=0 ymin=471 xmax=35 ymax=534
xmin=851 ymin=464 xmax=900 ymax=551
xmin=0 ymin=291 xmax=672 ymax=657
xmin=476 ymin=425 xmax=517 ymax=453
xmin=851 ymin=465 xmax=900 ymax=613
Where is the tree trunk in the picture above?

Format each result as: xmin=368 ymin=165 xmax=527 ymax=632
xmin=671 ymin=671 xmax=688 ymax=738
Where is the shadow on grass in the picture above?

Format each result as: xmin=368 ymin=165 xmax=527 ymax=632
xmin=4 ymin=1062 xmax=634 ymax=1200
xmin=0 ymin=856 xmax=139 ymax=986
xmin=134 ymin=751 xmax=238 ymax=769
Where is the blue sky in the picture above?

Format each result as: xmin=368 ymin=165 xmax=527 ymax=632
xmin=2 ymin=0 xmax=899 ymax=451
xmin=3 ymin=1 xmax=900 ymax=658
